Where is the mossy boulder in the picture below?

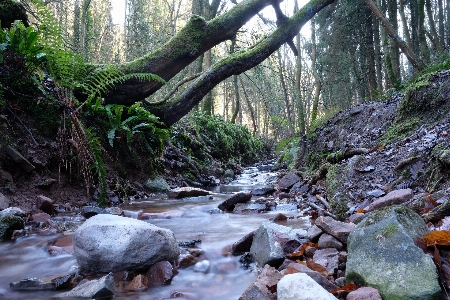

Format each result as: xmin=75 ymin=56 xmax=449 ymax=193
xmin=144 ymin=177 xmax=170 ymax=192
xmin=0 ymin=208 xmax=25 ymax=241
xmin=346 ymin=205 xmax=442 ymax=300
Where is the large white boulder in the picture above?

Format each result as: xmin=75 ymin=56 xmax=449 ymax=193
xmin=277 ymin=273 xmax=336 ymax=300
xmin=73 ymin=214 xmax=180 ymax=272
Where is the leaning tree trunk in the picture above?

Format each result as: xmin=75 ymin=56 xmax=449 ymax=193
xmin=85 ymin=0 xmax=336 ymax=126
xmin=366 ymin=0 xmax=424 ymax=73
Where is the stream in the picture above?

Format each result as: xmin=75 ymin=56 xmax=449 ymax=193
xmin=0 ymin=164 xmax=310 ymax=300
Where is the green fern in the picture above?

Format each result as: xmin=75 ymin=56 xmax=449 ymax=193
xmin=85 ymin=128 xmax=107 ymax=207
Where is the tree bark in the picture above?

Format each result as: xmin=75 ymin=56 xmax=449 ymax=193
xmin=437 ymin=0 xmax=444 ymax=50
xmin=425 ymin=0 xmax=441 ymax=52
xmin=365 ymin=7 xmax=377 ymax=100
xmin=387 ymin=0 xmax=400 ymax=81
xmin=366 ymin=0 xmax=424 ymax=73
xmin=310 ymin=17 xmax=321 ymax=123
xmin=93 ymin=0 xmax=336 ymax=126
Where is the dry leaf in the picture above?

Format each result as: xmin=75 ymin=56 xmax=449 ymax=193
xmin=306 ymin=258 xmax=328 ymax=277
xmin=266 ymin=284 xmax=277 ymax=293
xmin=331 ymin=283 xmax=358 ymax=295
xmin=356 ymin=208 xmax=367 ymax=214
xmin=422 ymin=230 xmax=450 ymax=247
xmin=288 ymin=242 xmax=318 ymax=259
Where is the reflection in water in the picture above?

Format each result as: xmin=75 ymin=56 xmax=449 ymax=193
xmin=0 ymin=166 xmax=309 ymax=300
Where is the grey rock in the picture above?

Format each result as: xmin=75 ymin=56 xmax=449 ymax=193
xmin=167 ymin=187 xmax=212 ymax=198
xmin=346 ymin=206 xmax=442 ymax=300
xmin=349 ymin=213 xmax=366 ymax=224
xmin=250 ymin=222 xmax=307 ymax=268
xmin=233 ymin=203 xmax=267 ymax=213
xmin=367 ymin=189 xmax=385 ymax=198
xmin=347 ymin=287 xmax=382 ymax=300
xmin=252 ymin=186 xmax=275 ymax=196
xmin=73 ymin=214 xmax=180 ymax=272
xmin=224 ymin=169 xmax=234 ymax=182
xmin=318 ymin=233 xmax=343 ymax=250
xmin=146 ymin=261 xmax=176 ymax=286
xmin=10 ymin=274 xmax=74 ymax=290
xmin=275 ymin=204 xmax=298 ymax=211
xmin=0 ymin=193 xmax=9 ymax=210
xmin=80 ymin=206 xmax=122 ymax=219
xmin=278 ymin=172 xmax=301 ymax=190
xmin=367 ymin=188 xmax=413 ymax=211
xmin=315 ymin=216 xmax=355 ymax=243
xmin=0 ymin=208 xmax=24 ymax=241
xmin=277 ymin=273 xmax=336 ymax=300
xmin=5 ymin=145 xmax=35 ymax=172
xmin=313 ymin=248 xmax=339 ymax=275
xmin=239 ymin=265 xmax=282 ymax=300
xmin=144 ymin=177 xmax=170 ymax=192
xmin=56 ymin=273 xmax=114 ymax=298
xmin=193 ymin=260 xmax=210 ymax=273
xmin=218 ymin=192 xmax=252 ymax=212
xmin=284 ymin=262 xmax=338 ymax=292
xmin=307 ymin=225 xmax=323 ymax=241
xmin=232 ymin=231 xmax=255 ymax=255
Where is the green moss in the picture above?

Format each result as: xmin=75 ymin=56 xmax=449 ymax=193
xmin=346 ymin=271 xmax=367 ymax=286
xmin=379 ymin=117 xmax=421 ymax=145
xmin=326 ymin=164 xmax=340 ymax=196
xmin=330 ymin=197 xmax=348 ymax=221
xmin=378 ymin=223 xmax=400 ymax=239
xmin=326 ymin=150 xmax=344 ymax=164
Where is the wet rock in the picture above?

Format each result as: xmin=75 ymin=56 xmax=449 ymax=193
xmin=32 ymin=212 xmax=51 ymax=223
xmin=304 ymin=246 xmax=316 ymax=257
xmin=252 ymin=186 xmax=275 ymax=196
xmin=346 ymin=206 xmax=442 ymax=300
xmin=193 ymin=260 xmax=210 ymax=273
xmin=56 ymin=272 xmax=114 ymax=298
xmin=218 ymin=192 xmax=252 ymax=212
xmin=347 ymin=287 xmax=382 ymax=300
xmin=367 ymin=189 xmax=385 ymax=198
xmin=307 ymin=225 xmax=323 ymax=242
xmin=125 ymin=274 xmax=148 ymax=291
xmin=239 ymin=265 xmax=282 ymax=300
xmin=335 ymin=277 xmax=346 ymax=287
xmin=10 ymin=229 xmax=25 ymax=240
xmin=278 ymin=172 xmax=301 ymax=190
xmin=277 ymin=273 xmax=336 ymax=300
xmin=315 ymin=216 xmax=355 ymax=243
xmin=233 ymin=203 xmax=267 ymax=213
xmin=313 ymin=248 xmax=339 ymax=275
xmin=367 ymin=188 xmax=413 ymax=211
xmin=284 ymin=262 xmax=338 ymax=292
xmin=0 ymin=193 xmax=9 ymax=210
xmin=177 ymin=254 xmax=197 ymax=268
xmin=146 ymin=261 xmax=176 ymax=286
xmin=250 ymin=222 xmax=307 ymax=268
xmin=275 ymin=204 xmax=298 ymax=211
xmin=232 ymin=231 xmax=255 ymax=255
xmin=10 ymin=274 xmax=75 ymax=290
xmin=224 ymin=169 xmax=234 ymax=183
xmin=272 ymin=213 xmax=287 ymax=222
xmin=80 ymin=206 xmax=122 ymax=219
xmin=318 ymin=233 xmax=343 ymax=250
xmin=0 ymin=208 xmax=24 ymax=241
xmin=5 ymin=145 xmax=35 ymax=172
xmin=167 ymin=187 xmax=213 ymax=198
xmin=73 ymin=214 xmax=180 ymax=272
xmin=290 ymin=181 xmax=310 ymax=194
xmin=349 ymin=213 xmax=366 ymax=224
xmin=37 ymin=195 xmax=54 ymax=215
xmin=48 ymin=235 xmax=74 ymax=256
xmin=239 ymin=252 xmax=253 ymax=269
xmin=144 ymin=177 xmax=170 ymax=192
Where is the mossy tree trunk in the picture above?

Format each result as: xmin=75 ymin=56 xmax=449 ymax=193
xmin=94 ymin=0 xmax=336 ymax=126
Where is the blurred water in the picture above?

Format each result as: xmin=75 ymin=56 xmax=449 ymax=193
xmin=0 ymin=166 xmax=309 ymax=300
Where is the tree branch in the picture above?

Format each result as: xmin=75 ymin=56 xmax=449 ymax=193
xmin=150 ymin=0 xmax=336 ymax=126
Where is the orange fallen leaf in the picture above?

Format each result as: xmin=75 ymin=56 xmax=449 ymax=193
xmin=422 ymin=230 xmax=450 ymax=247
xmin=306 ymin=258 xmax=328 ymax=277
xmin=356 ymin=208 xmax=367 ymax=214
xmin=266 ymin=284 xmax=277 ymax=293
xmin=331 ymin=283 xmax=358 ymax=295
xmin=289 ymin=241 xmax=318 ymax=258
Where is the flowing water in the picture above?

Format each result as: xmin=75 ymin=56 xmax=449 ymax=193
xmin=0 ymin=165 xmax=310 ymax=300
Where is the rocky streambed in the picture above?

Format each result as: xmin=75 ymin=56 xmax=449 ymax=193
xmin=0 ymin=158 xmax=448 ymax=300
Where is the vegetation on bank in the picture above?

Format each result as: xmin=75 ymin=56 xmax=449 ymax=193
xmin=0 ymin=19 xmax=265 ymax=207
